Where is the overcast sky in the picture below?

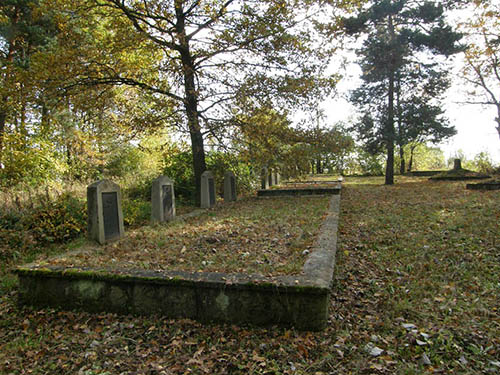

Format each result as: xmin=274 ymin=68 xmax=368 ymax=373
xmin=320 ymin=44 xmax=500 ymax=165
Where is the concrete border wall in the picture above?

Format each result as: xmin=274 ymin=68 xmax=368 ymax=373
xmin=257 ymin=187 xmax=340 ymax=197
xmin=15 ymin=195 xmax=340 ymax=331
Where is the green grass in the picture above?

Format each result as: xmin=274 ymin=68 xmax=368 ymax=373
xmin=1 ymin=176 xmax=498 ymax=374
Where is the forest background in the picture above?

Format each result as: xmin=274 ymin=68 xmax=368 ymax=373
xmin=0 ymin=0 xmax=499 ymax=268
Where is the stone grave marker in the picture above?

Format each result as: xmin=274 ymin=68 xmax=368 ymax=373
xmin=151 ymin=176 xmax=175 ymax=223
xmin=87 ymin=179 xmax=124 ymax=244
xmin=201 ymin=171 xmax=216 ymax=208
xmin=261 ymin=167 xmax=269 ymax=189
xmin=273 ymin=170 xmax=280 ymax=186
xmin=224 ymin=171 xmax=237 ymax=202
xmin=453 ymin=158 xmax=462 ymax=170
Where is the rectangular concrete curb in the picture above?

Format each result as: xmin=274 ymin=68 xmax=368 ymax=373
xmin=257 ymin=186 xmax=341 ymax=197
xmin=15 ymin=195 xmax=341 ymax=331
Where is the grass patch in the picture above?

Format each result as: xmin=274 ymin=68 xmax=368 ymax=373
xmin=36 ymin=196 xmax=330 ymax=276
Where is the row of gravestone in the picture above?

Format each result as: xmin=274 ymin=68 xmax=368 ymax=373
xmin=260 ymin=167 xmax=280 ymax=189
xmin=87 ymin=171 xmax=237 ymax=245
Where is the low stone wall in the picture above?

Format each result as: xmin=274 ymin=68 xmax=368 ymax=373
xmin=404 ymin=171 xmax=444 ymax=177
xmin=466 ymin=181 xmax=500 ymax=190
xmin=257 ymin=187 xmax=341 ymax=197
xmin=15 ymin=195 xmax=341 ymax=331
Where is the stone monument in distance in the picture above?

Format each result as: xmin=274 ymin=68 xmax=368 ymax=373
xmin=261 ymin=167 xmax=269 ymax=190
xmin=151 ymin=176 xmax=176 ymax=223
xmin=224 ymin=171 xmax=237 ymax=202
xmin=87 ymin=179 xmax=124 ymax=244
xmin=201 ymin=171 xmax=216 ymax=208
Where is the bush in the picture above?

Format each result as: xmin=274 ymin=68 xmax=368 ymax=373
xmin=26 ymin=193 xmax=87 ymax=244
xmin=123 ymin=176 xmax=155 ymax=201
xmin=163 ymin=149 xmax=196 ymax=202
xmin=472 ymin=152 xmax=497 ymax=174
xmin=0 ymin=211 xmax=36 ymax=260
xmin=122 ymin=198 xmax=151 ymax=227
xmin=163 ymin=149 xmax=257 ymax=203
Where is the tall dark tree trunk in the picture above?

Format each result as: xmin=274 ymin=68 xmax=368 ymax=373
xmin=176 ymin=1 xmax=207 ymax=206
xmin=0 ymin=109 xmax=6 ymax=165
xmin=396 ymin=77 xmax=404 ymax=175
xmin=408 ymin=144 xmax=418 ymax=172
xmin=408 ymin=146 xmax=414 ymax=172
xmin=316 ymin=158 xmax=321 ymax=174
xmin=399 ymin=146 xmax=405 ymax=175
xmin=385 ymin=15 xmax=395 ymax=185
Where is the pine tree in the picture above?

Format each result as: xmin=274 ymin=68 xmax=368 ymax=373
xmin=343 ymin=0 xmax=463 ymax=184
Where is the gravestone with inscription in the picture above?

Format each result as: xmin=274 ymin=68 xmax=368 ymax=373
xmin=261 ymin=167 xmax=269 ymax=189
xmin=151 ymin=176 xmax=176 ymax=223
xmin=201 ymin=171 xmax=216 ymax=208
xmin=87 ymin=179 xmax=124 ymax=245
xmin=273 ymin=170 xmax=280 ymax=186
xmin=224 ymin=171 xmax=237 ymax=202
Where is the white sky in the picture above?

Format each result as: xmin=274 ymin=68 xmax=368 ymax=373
xmin=313 ymin=3 xmax=500 ymax=166
xmin=319 ymin=56 xmax=500 ymax=165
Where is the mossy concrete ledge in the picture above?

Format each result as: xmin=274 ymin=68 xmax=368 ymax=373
xmin=15 ymin=195 xmax=340 ymax=331
xmin=257 ymin=185 xmax=341 ymax=197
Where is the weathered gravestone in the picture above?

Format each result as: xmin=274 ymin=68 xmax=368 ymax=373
xmin=261 ymin=167 xmax=269 ymax=189
xmin=151 ymin=176 xmax=176 ymax=223
xmin=87 ymin=179 xmax=124 ymax=244
xmin=273 ymin=170 xmax=280 ymax=186
xmin=453 ymin=158 xmax=462 ymax=170
xmin=224 ymin=171 xmax=237 ymax=202
xmin=201 ymin=171 xmax=216 ymax=208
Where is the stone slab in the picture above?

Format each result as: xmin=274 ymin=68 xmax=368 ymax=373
xmin=201 ymin=171 xmax=216 ymax=208
xmin=87 ymin=179 xmax=124 ymax=244
xmin=257 ymin=187 xmax=341 ymax=197
xmin=151 ymin=176 xmax=176 ymax=223
xmin=223 ymin=171 xmax=237 ymax=202
xmin=466 ymin=181 xmax=500 ymax=190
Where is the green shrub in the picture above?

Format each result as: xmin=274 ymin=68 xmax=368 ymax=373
xmin=122 ymin=198 xmax=151 ymax=227
xmin=0 ymin=211 xmax=36 ymax=261
xmin=163 ymin=149 xmax=256 ymax=203
xmin=123 ymin=176 xmax=155 ymax=201
xmin=163 ymin=149 xmax=195 ymax=202
xmin=26 ymin=193 xmax=87 ymax=244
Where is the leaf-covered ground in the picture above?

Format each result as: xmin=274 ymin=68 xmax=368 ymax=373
xmin=40 ymin=196 xmax=330 ymax=276
xmin=1 ymin=176 xmax=499 ymax=374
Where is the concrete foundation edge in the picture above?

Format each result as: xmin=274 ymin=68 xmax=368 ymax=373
xmin=15 ymin=195 xmax=341 ymax=331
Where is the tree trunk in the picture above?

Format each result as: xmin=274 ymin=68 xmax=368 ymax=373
xmin=396 ymin=76 xmax=404 ymax=175
xmin=399 ymin=146 xmax=405 ymax=175
xmin=0 ymin=109 xmax=5 ymax=165
xmin=385 ymin=15 xmax=396 ymax=185
xmin=316 ymin=158 xmax=321 ymax=174
xmin=385 ymin=71 xmax=395 ymax=185
xmin=176 ymin=1 xmax=207 ymax=206
xmin=408 ymin=145 xmax=416 ymax=172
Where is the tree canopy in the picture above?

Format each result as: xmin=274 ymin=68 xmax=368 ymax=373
xmin=59 ymin=0 xmax=339 ymax=203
